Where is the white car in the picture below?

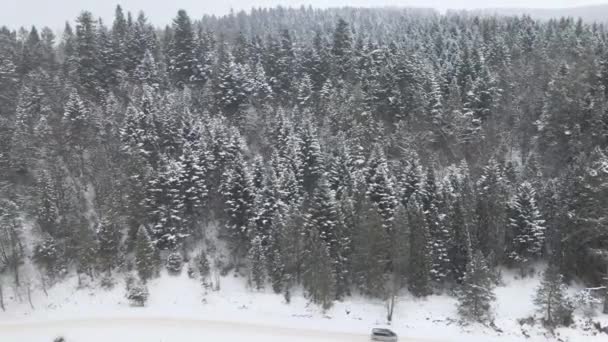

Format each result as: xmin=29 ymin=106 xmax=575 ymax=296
xmin=371 ymin=328 xmax=398 ymax=341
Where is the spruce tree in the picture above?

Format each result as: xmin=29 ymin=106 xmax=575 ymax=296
xmin=96 ymin=217 xmax=122 ymax=275
xmin=407 ymin=196 xmax=432 ymax=297
xmin=248 ymin=234 xmax=266 ymax=290
xmin=302 ymin=221 xmax=336 ymax=310
xmin=75 ymin=11 xmax=100 ymax=92
xmin=167 ymin=10 xmax=198 ymax=87
xmin=457 ymin=250 xmax=496 ymax=323
xmin=220 ymin=152 xmax=255 ymax=257
xmin=534 ymin=265 xmax=574 ymax=327
xmin=507 ymin=182 xmax=546 ymax=271
xmin=135 ymin=226 xmax=156 ymax=282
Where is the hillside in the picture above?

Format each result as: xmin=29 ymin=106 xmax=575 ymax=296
xmin=473 ymin=4 xmax=608 ymax=22
xmin=1 ymin=4 xmax=608 ymax=341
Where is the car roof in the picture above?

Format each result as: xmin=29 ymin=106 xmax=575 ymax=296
xmin=372 ymin=328 xmax=395 ymax=333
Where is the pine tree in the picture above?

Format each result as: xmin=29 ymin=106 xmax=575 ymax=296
xmin=302 ymin=220 xmax=336 ymax=310
xmin=63 ymin=88 xmax=92 ymax=173
xmin=475 ymin=159 xmax=509 ymax=263
xmin=534 ymin=265 xmax=574 ymax=327
xmin=331 ymin=18 xmax=352 ymax=79
xmin=166 ymin=251 xmax=183 ymax=275
xmin=457 ymin=250 xmax=496 ymax=323
xmin=248 ymin=234 xmax=266 ymax=290
xmin=352 ymin=196 xmax=389 ymax=297
xmin=75 ymin=11 xmax=100 ymax=92
xmin=422 ymin=166 xmax=450 ymax=283
xmin=0 ymin=199 xmax=24 ymax=286
xmin=298 ymin=121 xmax=324 ymax=194
xmin=507 ymin=182 xmax=546 ymax=270
xmin=407 ymin=196 xmax=432 ymax=297
xmin=167 ymin=10 xmax=198 ymax=87
xmin=220 ymin=152 xmax=255 ymax=257
xmin=135 ymin=226 xmax=156 ymax=282
xmin=146 ymin=157 xmax=187 ymax=250
xmin=97 ymin=217 xmax=122 ymax=275
xmin=365 ymin=145 xmax=397 ymax=228
xmin=111 ymin=5 xmax=128 ymax=67
xmin=447 ymin=198 xmax=470 ymax=283
xmin=134 ymin=50 xmax=162 ymax=88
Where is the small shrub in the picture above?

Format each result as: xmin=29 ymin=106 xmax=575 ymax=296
xmin=100 ymin=275 xmax=116 ymax=290
xmin=126 ymin=281 xmax=149 ymax=306
xmin=576 ymin=289 xmax=603 ymax=318
xmin=187 ymin=264 xmax=196 ymax=278
xmin=54 ymin=337 xmax=65 ymax=342
xmin=197 ymin=251 xmax=210 ymax=277
xmin=166 ymin=252 xmax=183 ymax=275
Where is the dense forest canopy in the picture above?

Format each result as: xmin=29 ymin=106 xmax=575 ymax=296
xmin=0 ymin=5 xmax=607 ymax=316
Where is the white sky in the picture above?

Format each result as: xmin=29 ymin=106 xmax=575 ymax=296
xmin=3 ymin=0 xmax=608 ymax=30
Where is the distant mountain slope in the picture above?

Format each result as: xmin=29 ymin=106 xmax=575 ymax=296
xmin=469 ymin=4 xmax=608 ymax=23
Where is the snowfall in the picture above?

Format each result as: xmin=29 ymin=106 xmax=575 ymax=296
xmin=1 ymin=264 xmax=607 ymax=342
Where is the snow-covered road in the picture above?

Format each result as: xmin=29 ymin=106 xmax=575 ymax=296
xmin=0 ymin=317 xmax=427 ymax=342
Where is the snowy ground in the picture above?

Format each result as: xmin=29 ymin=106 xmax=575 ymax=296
xmin=0 ymin=267 xmax=607 ymax=342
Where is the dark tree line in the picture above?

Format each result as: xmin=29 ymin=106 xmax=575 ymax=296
xmin=0 ymin=5 xmax=607 ymax=318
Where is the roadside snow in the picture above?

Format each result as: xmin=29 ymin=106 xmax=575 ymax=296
xmin=0 ymin=267 xmax=607 ymax=342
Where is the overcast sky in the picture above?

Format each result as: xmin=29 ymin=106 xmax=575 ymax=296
xmin=3 ymin=0 xmax=608 ymax=30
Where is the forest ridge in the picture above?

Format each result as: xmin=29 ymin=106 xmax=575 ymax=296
xmin=0 ymin=5 xmax=607 ymax=325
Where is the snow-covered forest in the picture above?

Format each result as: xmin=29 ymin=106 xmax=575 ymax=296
xmin=0 ymin=5 xmax=608 ymax=332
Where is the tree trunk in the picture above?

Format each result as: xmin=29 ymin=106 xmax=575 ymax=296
xmin=386 ymin=294 xmax=396 ymax=323
xmin=26 ymin=283 xmax=34 ymax=310
xmin=603 ymin=284 xmax=608 ymax=314
xmin=13 ymin=259 xmax=19 ymax=287
xmin=0 ymin=283 xmax=5 ymax=311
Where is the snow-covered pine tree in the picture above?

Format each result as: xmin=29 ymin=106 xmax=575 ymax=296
xmin=96 ymin=217 xmax=122 ymax=275
xmin=147 ymin=157 xmax=187 ymax=250
xmin=36 ymin=169 xmax=59 ymax=235
xmin=475 ymin=159 xmax=509 ymax=264
xmin=220 ymin=151 xmax=255 ymax=258
xmin=298 ymin=120 xmax=324 ymax=194
xmin=301 ymin=220 xmax=336 ymax=310
xmin=534 ymin=265 xmax=574 ymax=327
xmin=75 ymin=11 xmax=101 ymax=92
xmin=407 ymin=195 xmax=432 ymax=297
xmin=422 ymin=166 xmax=450 ymax=283
xmin=351 ymin=196 xmax=389 ymax=297
xmin=167 ymin=10 xmax=198 ymax=87
xmin=457 ymin=250 xmax=496 ymax=323
xmin=365 ymin=145 xmax=397 ymax=229
xmin=166 ymin=251 xmax=183 ymax=275
xmin=248 ymin=234 xmax=267 ymax=290
xmin=134 ymin=49 xmax=162 ymax=88
xmin=0 ymin=199 xmax=24 ymax=286
xmin=507 ymin=182 xmax=546 ymax=272
xmin=135 ymin=226 xmax=156 ymax=282
xmin=62 ymin=88 xmax=92 ymax=173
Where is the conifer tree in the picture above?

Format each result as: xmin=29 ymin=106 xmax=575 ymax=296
xmin=302 ymin=221 xmax=336 ymax=310
xmin=331 ymin=18 xmax=352 ymax=79
xmin=75 ymin=11 xmax=100 ymax=92
xmin=352 ymin=197 xmax=389 ymax=297
xmin=457 ymin=250 xmax=496 ymax=323
xmin=135 ymin=226 xmax=156 ymax=282
xmin=422 ymin=166 xmax=450 ymax=283
xmin=407 ymin=196 xmax=432 ymax=297
xmin=36 ymin=170 xmax=59 ymax=235
xmin=507 ymin=182 xmax=546 ymax=270
xmin=96 ymin=217 xmax=122 ymax=275
xmin=534 ymin=265 xmax=574 ymax=327
xmin=167 ymin=10 xmax=198 ymax=87
xmin=248 ymin=234 xmax=266 ymax=290
xmin=220 ymin=152 xmax=255 ymax=257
